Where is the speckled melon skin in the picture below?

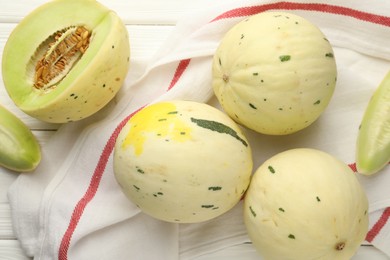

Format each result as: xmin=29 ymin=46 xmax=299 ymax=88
xmin=244 ymin=148 xmax=368 ymax=260
xmin=114 ymin=100 xmax=253 ymax=223
xmin=2 ymin=0 xmax=130 ymax=123
xmin=212 ymin=11 xmax=337 ymax=135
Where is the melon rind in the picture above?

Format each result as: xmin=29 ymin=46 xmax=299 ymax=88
xmin=114 ymin=100 xmax=253 ymax=223
xmin=356 ymin=71 xmax=390 ymax=175
xmin=244 ymin=148 xmax=368 ymax=260
xmin=2 ymin=0 xmax=130 ymax=123
xmin=212 ymin=12 xmax=337 ymax=135
xmin=0 ymin=105 xmax=41 ymax=172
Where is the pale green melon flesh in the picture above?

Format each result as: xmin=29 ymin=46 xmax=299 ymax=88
xmin=356 ymin=71 xmax=390 ymax=175
xmin=3 ymin=0 xmax=109 ymax=105
xmin=2 ymin=0 xmax=130 ymax=122
xmin=0 ymin=105 xmax=41 ymax=172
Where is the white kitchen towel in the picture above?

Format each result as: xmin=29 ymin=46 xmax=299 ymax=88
xmin=7 ymin=0 xmax=390 ymax=259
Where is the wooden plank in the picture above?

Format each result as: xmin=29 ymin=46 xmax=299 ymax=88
xmin=0 ymin=204 xmax=14 ymax=239
xmin=30 ymin=130 xmax=56 ymax=147
xmin=0 ymin=131 xmax=53 ymax=203
xmin=0 ymin=239 xmax=31 ymax=260
xmin=0 ymin=0 xmax=217 ymax=25
xmin=126 ymin=25 xmax=173 ymax=61
xmin=0 ymin=171 xmax=19 ymax=204
xmin=0 ymin=133 xmax=59 ymax=239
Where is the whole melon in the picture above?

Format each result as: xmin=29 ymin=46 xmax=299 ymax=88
xmin=212 ymin=12 xmax=337 ymax=135
xmin=114 ymin=100 xmax=253 ymax=223
xmin=244 ymin=148 xmax=368 ymax=259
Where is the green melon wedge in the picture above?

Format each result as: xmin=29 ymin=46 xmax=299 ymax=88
xmin=356 ymin=71 xmax=390 ymax=175
xmin=0 ymin=105 xmax=41 ymax=172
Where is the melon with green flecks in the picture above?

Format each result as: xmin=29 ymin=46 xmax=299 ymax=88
xmin=244 ymin=148 xmax=368 ymax=259
xmin=212 ymin=11 xmax=337 ymax=135
xmin=2 ymin=0 xmax=130 ymax=123
xmin=114 ymin=100 xmax=253 ymax=223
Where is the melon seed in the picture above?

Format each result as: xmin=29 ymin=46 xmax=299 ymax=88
xmin=33 ymin=26 xmax=91 ymax=90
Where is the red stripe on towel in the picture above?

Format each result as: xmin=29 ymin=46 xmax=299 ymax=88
xmin=58 ymin=107 xmax=143 ymax=260
xmin=366 ymin=207 xmax=390 ymax=243
xmin=211 ymin=2 xmax=390 ymax=26
xmin=59 ymin=57 xmax=193 ymax=259
xmin=168 ymin=59 xmax=191 ymax=90
xmin=59 ymin=3 xmax=390 ymax=259
xmin=348 ymin=162 xmax=357 ymax=172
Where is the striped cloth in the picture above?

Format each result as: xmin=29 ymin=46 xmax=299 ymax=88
xmin=8 ymin=0 xmax=390 ymax=259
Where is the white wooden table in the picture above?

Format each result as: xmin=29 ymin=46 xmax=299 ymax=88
xmin=0 ymin=1 xmax=389 ymax=259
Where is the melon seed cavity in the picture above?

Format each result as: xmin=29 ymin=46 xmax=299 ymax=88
xmin=33 ymin=26 xmax=91 ymax=90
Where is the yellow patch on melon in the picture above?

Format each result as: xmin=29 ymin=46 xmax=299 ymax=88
xmin=121 ymin=102 xmax=192 ymax=155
